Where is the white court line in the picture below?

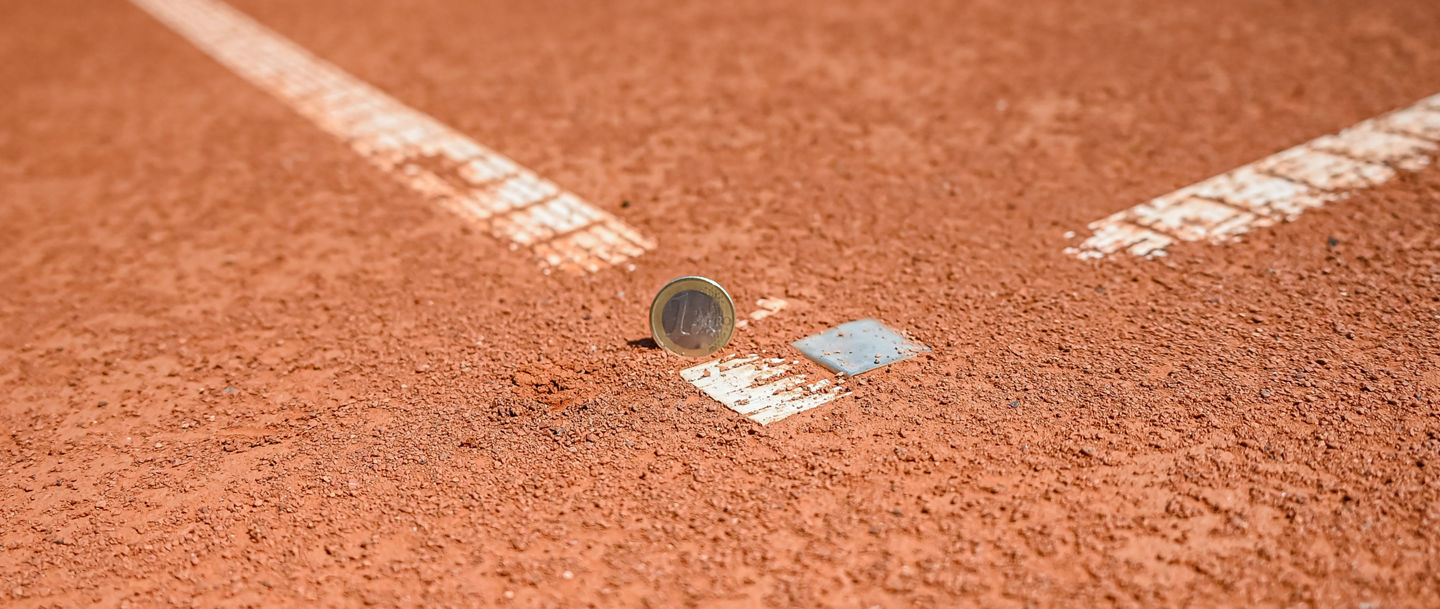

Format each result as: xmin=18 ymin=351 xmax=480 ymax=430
xmin=129 ymin=0 xmax=654 ymax=274
xmin=734 ymin=297 xmax=788 ymax=329
xmin=1067 ymin=93 xmax=1440 ymax=259
xmin=680 ymin=355 xmax=847 ymax=425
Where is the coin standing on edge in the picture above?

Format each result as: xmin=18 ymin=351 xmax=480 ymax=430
xmin=649 ymin=276 xmax=736 ymax=358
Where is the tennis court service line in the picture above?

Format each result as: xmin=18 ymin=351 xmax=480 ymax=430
xmin=1067 ymin=94 xmax=1440 ymax=260
xmin=130 ymin=0 xmax=655 ymax=274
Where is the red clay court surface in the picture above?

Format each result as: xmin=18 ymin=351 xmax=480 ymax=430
xmin=4 ymin=0 xmax=1440 ymax=607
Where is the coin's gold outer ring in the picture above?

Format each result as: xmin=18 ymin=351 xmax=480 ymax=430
xmin=649 ymin=276 xmax=736 ymax=358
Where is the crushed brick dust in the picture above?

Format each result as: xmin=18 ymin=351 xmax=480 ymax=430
xmin=3 ymin=0 xmax=1440 ymax=607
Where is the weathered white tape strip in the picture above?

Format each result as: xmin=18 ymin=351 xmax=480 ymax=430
xmin=680 ymin=355 xmax=846 ymax=425
xmin=129 ymin=0 xmax=654 ymax=273
xmin=1068 ymin=94 xmax=1440 ymax=260
xmin=734 ymin=297 xmax=788 ymax=329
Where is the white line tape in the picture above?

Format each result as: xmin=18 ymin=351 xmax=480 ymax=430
xmin=129 ymin=0 xmax=654 ymax=274
xmin=748 ymin=298 xmax=788 ymax=321
xmin=734 ymin=297 xmax=789 ymax=329
xmin=1068 ymin=94 xmax=1440 ymax=260
xmin=680 ymin=355 xmax=846 ymax=425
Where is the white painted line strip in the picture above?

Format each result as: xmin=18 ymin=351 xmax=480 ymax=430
xmin=129 ymin=0 xmax=654 ymax=274
xmin=680 ymin=355 xmax=847 ymax=425
xmin=1067 ymin=94 xmax=1440 ymax=260
xmin=734 ymin=297 xmax=789 ymax=329
xmin=749 ymin=298 xmax=788 ymax=321
xmin=1311 ymin=124 xmax=1437 ymax=172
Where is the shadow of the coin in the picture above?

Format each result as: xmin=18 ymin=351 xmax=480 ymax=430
xmin=626 ymin=337 xmax=660 ymax=350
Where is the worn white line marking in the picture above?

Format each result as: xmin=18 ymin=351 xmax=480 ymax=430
xmin=680 ymin=355 xmax=847 ymax=425
xmin=1312 ymin=124 xmax=1437 ymax=172
xmin=1068 ymin=94 xmax=1440 ymax=260
xmin=749 ymin=298 xmax=789 ymax=321
xmin=129 ymin=0 xmax=654 ymax=274
xmin=734 ymin=297 xmax=789 ymax=329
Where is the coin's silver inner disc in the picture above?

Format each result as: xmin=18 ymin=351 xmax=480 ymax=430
xmin=660 ymin=289 xmax=724 ymax=351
